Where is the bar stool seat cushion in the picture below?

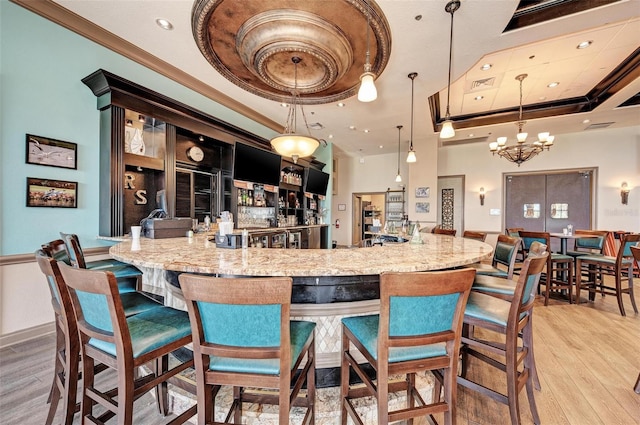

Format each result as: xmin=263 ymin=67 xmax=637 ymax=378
xmin=89 ymin=307 xmax=192 ymax=358
xmin=566 ymin=250 xmax=603 ymax=258
xmin=551 ymin=253 xmax=574 ymax=262
xmin=464 ymin=292 xmax=511 ymax=327
xmin=578 ymin=254 xmax=632 ymax=266
xmin=472 ymin=275 xmax=516 ymax=296
xmin=120 ymin=292 xmax=164 ymax=316
xmin=208 ymin=320 xmax=315 ymax=375
xmin=342 ymin=314 xmax=447 ymax=363
xmin=469 ymin=264 xmax=509 ymax=279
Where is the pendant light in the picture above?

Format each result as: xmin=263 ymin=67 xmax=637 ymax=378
xmin=440 ymin=0 xmax=460 ymax=139
xmin=406 ymin=72 xmax=418 ymax=163
xmin=395 ymin=125 xmax=403 ymax=182
xmin=270 ymin=57 xmax=320 ymax=163
xmin=357 ymin=0 xmax=377 ymax=102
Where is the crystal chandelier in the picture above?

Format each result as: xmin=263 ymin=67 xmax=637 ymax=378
xmin=489 ymin=73 xmax=554 ymax=166
xmin=270 ymin=57 xmax=320 ymax=164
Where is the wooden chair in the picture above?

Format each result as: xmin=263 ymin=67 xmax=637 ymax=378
xmin=178 ymin=274 xmax=316 ymax=425
xmin=57 ymin=262 xmax=196 ymax=425
xmin=576 ymin=234 xmax=639 ymax=316
xmin=632 ymin=246 xmax=640 ymax=394
xmin=519 ymin=231 xmax=574 ymax=306
xmin=463 ymin=230 xmax=487 ymax=242
xmin=566 ymin=230 xmax=609 ymax=258
xmin=434 ymin=227 xmax=457 ymax=236
xmin=458 ymin=252 xmax=549 ymax=425
xmin=506 ymin=227 xmax=525 ymax=272
xmin=468 ymin=234 xmax=520 ymax=280
xmin=36 ymin=248 xmax=165 ymax=424
xmin=340 ymin=268 xmax=475 ymax=425
xmin=59 ymin=233 xmax=142 ymax=292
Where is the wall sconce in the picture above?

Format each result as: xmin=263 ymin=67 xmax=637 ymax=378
xmin=479 ymin=187 xmax=485 ymax=206
xmin=620 ymin=182 xmax=629 ymax=205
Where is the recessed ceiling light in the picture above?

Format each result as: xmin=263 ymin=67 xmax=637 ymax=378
xmin=349 ymin=125 xmax=356 ymax=130
xmin=474 ymin=95 xmax=484 ymax=101
xmin=328 ymin=134 xmax=333 ymax=139
xmin=337 ymin=102 xmax=345 ymax=107
xmin=155 ymin=18 xmax=174 ymax=30
xmin=363 ymin=129 xmax=369 ymax=133
xmin=577 ymin=40 xmax=592 ymax=49
xmin=547 ymin=82 xmax=560 ymax=88
xmin=379 ymin=145 xmax=383 ymax=149
xmin=280 ymin=103 xmax=288 ymax=107
xmin=480 ymin=63 xmax=492 ymax=71
xmin=468 ymin=133 xmax=474 ymax=137
xmin=582 ymin=119 xmax=591 ymax=124
xmin=415 ymin=15 xmax=422 ymax=21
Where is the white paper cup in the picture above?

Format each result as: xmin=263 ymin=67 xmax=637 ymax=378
xmin=131 ymin=225 xmax=142 ymax=239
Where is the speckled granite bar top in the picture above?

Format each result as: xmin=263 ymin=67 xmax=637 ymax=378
xmin=109 ymin=233 xmax=492 ymax=277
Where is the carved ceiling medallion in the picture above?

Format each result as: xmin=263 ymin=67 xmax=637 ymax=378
xmin=192 ymin=0 xmax=392 ymax=105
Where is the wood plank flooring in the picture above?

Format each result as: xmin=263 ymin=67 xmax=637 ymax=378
xmin=1 ymin=289 xmax=638 ymax=424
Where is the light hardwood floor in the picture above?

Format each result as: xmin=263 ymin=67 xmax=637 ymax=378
xmin=1 ymin=290 xmax=638 ymax=424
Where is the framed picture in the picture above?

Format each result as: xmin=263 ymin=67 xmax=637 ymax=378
xmin=26 ymin=177 xmax=77 ymax=208
xmin=26 ymin=134 xmax=77 ymax=169
xmin=415 ymin=187 xmax=430 ymax=198
xmin=415 ymin=202 xmax=430 ymax=213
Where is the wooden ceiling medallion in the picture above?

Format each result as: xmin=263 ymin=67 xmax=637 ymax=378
xmin=191 ymin=0 xmax=392 ymax=105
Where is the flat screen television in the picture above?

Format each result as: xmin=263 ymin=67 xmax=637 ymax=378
xmin=304 ymin=167 xmax=330 ymax=195
xmin=233 ymin=143 xmax=282 ymax=187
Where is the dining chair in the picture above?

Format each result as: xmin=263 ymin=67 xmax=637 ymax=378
xmin=468 ymin=234 xmax=520 ymax=280
xmin=506 ymin=228 xmax=526 ymax=273
xmin=576 ymin=233 xmax=639 ymax=316
xmin=59 ymin=232 xmax=142 ymax=292
xmin=462 ymin=230 xmax=487 ymax=242
xmin=458 ymin=252 xmax=548 ymax=425
xmin=434 ymin=227 xmax=457 ymax=236
xmin=566 ymin=230 xmax=609 ymax=258
xmin=178 ymin=274 xmax=316 ymax=425
xmin=519 ymin=230 xmax=574 ymax=305
xmin=57 ymin=262 xmax=196 ymax=425
xmin=340 ymin=268 xmax=475 ymax=425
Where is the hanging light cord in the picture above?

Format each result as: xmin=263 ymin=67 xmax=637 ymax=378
xmin=444 ymin=1 xmax=459 ymax=119
xmin=397 ymin=125 xmax=402 ymax=175
xmin=286 ymin=57 xmax=312 ymax=136
xmin=410 ymin=75 xmax=415 ymax=151
xmin=517 ymin=74 xmax=524 ymax=133
xmin=365 ymin=2 xmax=371 ymax=72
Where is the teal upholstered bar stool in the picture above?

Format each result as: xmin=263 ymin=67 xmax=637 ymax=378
xmin=57 ymin=262 xmax=196 ymax=425
xmin=458 ymin=252 xmax=548 ymax=425
xmin=519 ymin=231 xmax=574 ymax=305
xmin=468 ymin=234 xmax=520 ymax=280
xmin=179 ymin=274 xmax=316 ymax=425
xmin=59 ymin=233 xmax=142 ymax=292
xmin=36 ymin=251 xmax=165 ymax=424
xmin=576 ymin=233 xmax=639 ymax=316
xmin=340 ymin=268 xmax=475 ymax=425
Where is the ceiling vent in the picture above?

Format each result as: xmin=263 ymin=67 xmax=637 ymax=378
xmin=471 ymin=77 xmax=496 ymax=90
xmin=584 ymin=122 xmax=614 ymax=130
xmin=309 ymin=122 xmax=325 ymax=130
xmin=440 ymin=136 xmax=489 ymax=147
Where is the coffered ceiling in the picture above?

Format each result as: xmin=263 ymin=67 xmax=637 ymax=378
xmin=13 ymin=0 xmax=640 ymax=158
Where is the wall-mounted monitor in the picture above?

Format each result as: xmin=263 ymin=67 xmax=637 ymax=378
xmin=304 ymin=167 xmax=330 ymax=195
xmin=232 ymin=142 xmax=281 ymax=187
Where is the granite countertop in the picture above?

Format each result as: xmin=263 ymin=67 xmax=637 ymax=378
xmin=109 ymin=233 xmax=492 ymax=277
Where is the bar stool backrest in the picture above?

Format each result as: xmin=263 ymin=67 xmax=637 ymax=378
xmin=59 ymin=232 xmax=87 ymax=268
xmin=41 ymin=239 xmax=72 ymax=265
xmin=573 ymin=230 xmax=609 ymax=254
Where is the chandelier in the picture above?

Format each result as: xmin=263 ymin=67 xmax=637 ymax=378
xmin=270 ymin=57 xmax=320 ymax=163
xmin=489 ymin=73 xmax=554 ymax=166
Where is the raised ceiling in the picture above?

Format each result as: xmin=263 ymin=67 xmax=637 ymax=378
xmin=12 ymin=0 xmax=640 ymax=157
xmin=192 ymin=0 xmax=391 ymax=104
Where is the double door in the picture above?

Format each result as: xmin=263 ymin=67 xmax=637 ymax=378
xmin=505 ymin=170 xmax=593 ymax=252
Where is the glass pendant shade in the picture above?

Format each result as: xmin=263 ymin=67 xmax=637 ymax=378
xmin=406 ymin=150 xmax=417 ymax=163
xmin=395 ymin=173 xmax=402 ymax=183
xmin=270 ymin=134 xmax=319 ymax=163
xmin=358 ymin=72 xmax=377 ymax=102
xmin=440 ymin=120 xmax=455 ymax=139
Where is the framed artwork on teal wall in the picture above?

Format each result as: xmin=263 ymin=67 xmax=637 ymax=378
xmin=26 ymin=134 xmax=77 ymax=170
xmin=26 ymin=177 xmax=77 ymax=208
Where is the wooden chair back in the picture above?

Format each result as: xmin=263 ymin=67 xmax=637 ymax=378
xmin=59 ymin=232 xmax=87 ymax=268
xmin=493 ymin=234 xmax=521 ymax=279
xmin=572 ymin=229 xmax=609 ymax=254
xmin=463 ymin=230 xmax=487 ymax=242
xmin=41 ymin=239 xmax=72 ymax=265
xmin=434 ymin=227 xmax=457 ymax=236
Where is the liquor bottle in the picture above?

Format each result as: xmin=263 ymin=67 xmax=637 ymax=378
xmin=248 ymin=190 xmax=253 ymax=206
xmin=237 ymin=189 xmax=242 ymax=206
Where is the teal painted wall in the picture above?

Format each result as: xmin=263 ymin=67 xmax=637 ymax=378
xmin=0 ymin=2 xmax=277 ymax=255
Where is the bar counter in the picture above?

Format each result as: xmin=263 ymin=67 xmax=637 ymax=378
xmin=109 ymin=232 xmax=492 ymax=385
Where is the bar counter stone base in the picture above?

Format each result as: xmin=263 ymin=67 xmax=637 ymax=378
xmin=167 ymin=370 xmax=436 ymax=424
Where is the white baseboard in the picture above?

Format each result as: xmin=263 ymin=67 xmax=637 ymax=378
xmin=0 ymin=322 xmax=55 ymax=349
